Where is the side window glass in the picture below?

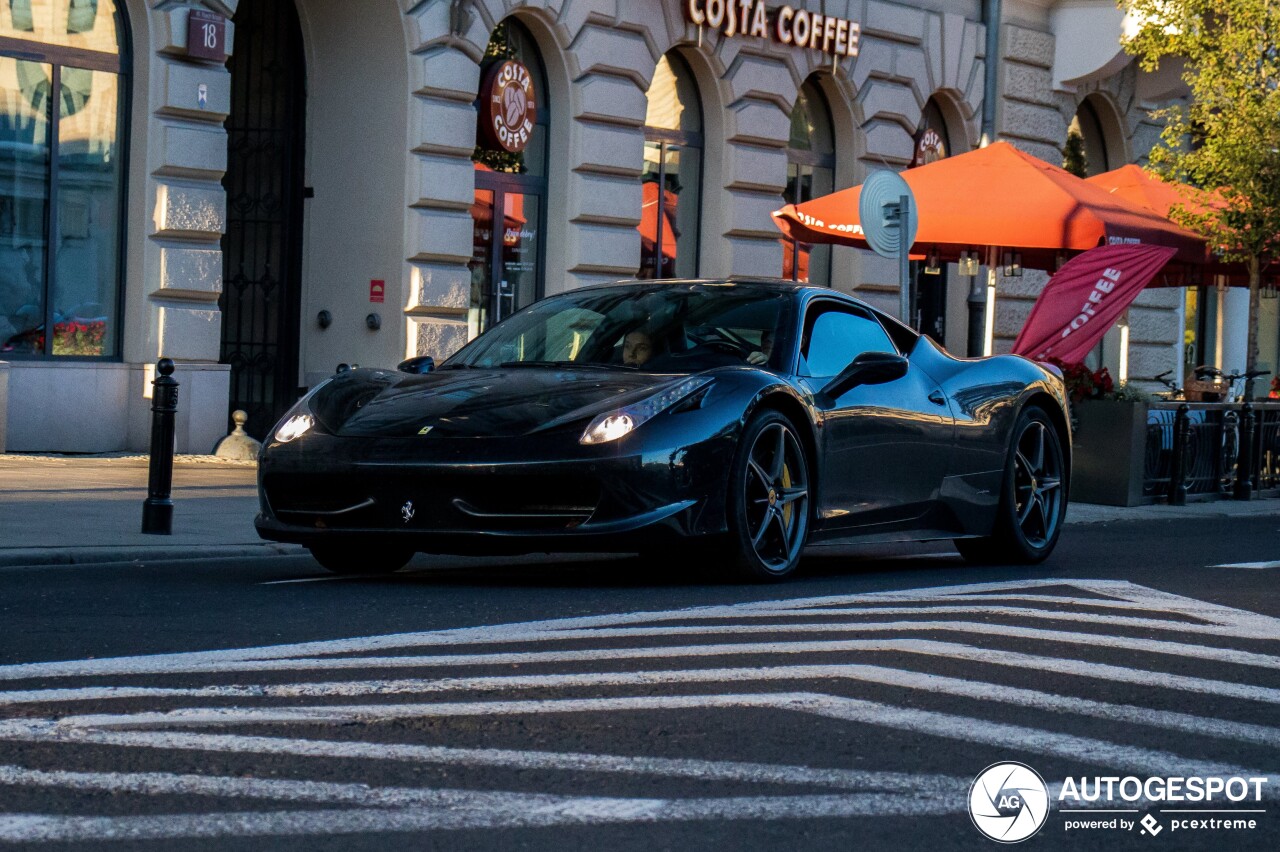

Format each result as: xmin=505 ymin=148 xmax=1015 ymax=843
xmin=800 ymin=308 xmax=895 ymax=377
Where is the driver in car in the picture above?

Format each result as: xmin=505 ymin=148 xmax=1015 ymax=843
xmin=622 ymin=330 xmax=655 ymax=367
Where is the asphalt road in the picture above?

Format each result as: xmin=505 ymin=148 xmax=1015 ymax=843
xmin=0 ymin=516 xmax=1278 ymax=851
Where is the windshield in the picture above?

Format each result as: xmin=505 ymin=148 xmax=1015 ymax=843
xmin=445 ymin=283 xmax=789 ymax=372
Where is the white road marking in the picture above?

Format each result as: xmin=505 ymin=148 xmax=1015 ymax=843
xmin=1212 ymin=560 xmax=1280 ymax=570
xmin=3 ymin=661 xmax=1276 ymax=747
xmin=0 ymin=791 xmax=960 ymax=843
xmin=257 ymin=576 xmax=351 ymax=586
xmin=2 ymin=578 xmax=1277 ymax=842
xmin=0 ymin=743 xmax=967 ymax=794
xmin=23 ymin=692 xmax=1275 ymax=787
xmin=4 ymin=578 xmax=1273 ymax=682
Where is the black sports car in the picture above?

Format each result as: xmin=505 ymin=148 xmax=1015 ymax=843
xmin=256 ymin=279 xmax=1070 ymax=580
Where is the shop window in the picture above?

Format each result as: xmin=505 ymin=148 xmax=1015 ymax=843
xmin=0 ymin=0 xmax=127 ymax=358
xmin=782 ymin=79 xmax=835 ymax=284
xmin=639 ymin=53 xmax=702 ymax=280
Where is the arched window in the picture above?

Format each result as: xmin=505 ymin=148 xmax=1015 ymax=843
xmin=1068 ymin=98 xmax=1111 ymax=177
xmin=782 ymin=78 xmax=835 ymax=284
xmin=0 ymin=0 xmax=129 ymax=357
xmin=639 ymin=52 xmax=702 ymax=279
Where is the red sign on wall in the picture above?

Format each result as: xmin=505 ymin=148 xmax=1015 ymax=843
xmin=186 ymin=10 xmax=226 ymax=62
xmin=369 ymin=280 xmax=386 ymax=303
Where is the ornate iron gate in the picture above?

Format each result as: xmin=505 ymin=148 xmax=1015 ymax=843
xmin=219 ymin=0 xmax=307 ymax=440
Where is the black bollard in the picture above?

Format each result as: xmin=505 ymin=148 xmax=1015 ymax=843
xmin=1235 ymin=402 xmax=1256 ymax=501
xmin=1168 ymin=403 xmax=1191 ymax=506
xmin=141 ymin=358 xmax=180 ymax=534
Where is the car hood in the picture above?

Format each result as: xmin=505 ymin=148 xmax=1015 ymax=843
xmin=314 ymin=367 xmax=686 ymax=438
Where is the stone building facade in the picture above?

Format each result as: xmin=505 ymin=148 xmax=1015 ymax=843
xmin=0 ymin=0 xmax=1213 ymax=454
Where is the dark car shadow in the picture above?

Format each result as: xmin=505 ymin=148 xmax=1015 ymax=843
xmin=268 ymin=539 xmax=980 ymax=591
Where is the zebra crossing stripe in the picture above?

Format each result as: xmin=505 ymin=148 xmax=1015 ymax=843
xmin=0 ymin=792 xmax=961 ymax=843
xmin=0 ymin=579 xmax=1272 ymax=683
xmin=20 ymin=691 xmax=1276 ymax=789
xmin=2 ymin=661 xmax=1277 ymax=747
xmin=0 ymin=744 xmax=969 ymax=794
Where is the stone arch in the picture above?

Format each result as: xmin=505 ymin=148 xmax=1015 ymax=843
xmin=922 ymin=88 xmax=973 ymax=155
xmin=1068 ymin=90 xmax=1129 ymax=176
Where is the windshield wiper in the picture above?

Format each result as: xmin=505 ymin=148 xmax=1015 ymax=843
xmin=498 ymin=360 xmax=635 ymax=371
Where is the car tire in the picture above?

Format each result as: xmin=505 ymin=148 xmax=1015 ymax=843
xmin=724 ymin=410 xmax=811 ymax=581
xmin=308 ymin=543 xmax=414 ymax=576
xmin=956 ymin=406 xmax=1066 ymax=565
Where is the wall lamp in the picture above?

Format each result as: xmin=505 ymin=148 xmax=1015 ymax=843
xmin=924 ymin=247 xmax=941 ymax=275
xmin=1002 ymin=251 xmax=1023 ymax=278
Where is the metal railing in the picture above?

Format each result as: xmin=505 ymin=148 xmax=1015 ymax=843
xmin=1142 ymin=401 xmax=1280 ymax=502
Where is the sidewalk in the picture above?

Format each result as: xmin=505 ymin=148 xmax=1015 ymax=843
xmin=2 ymin=453 xmax=1278 ymax=568
xmin=0 ymin=454 xmax=303 ymax=568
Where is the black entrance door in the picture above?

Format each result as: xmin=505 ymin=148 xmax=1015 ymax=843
xmin=912 ymin=263 xmax=948 ymax=346
xmin=220 ymin=0 xmax=307 ymax=440
xmin=470 ymin=169 xmax=543 ymax=335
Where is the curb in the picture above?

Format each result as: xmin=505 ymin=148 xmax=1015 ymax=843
xmin=0 ymin=543 xmax=308 ymax=569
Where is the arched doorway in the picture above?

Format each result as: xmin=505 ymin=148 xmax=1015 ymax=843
xmin=220 ymin=0 xmax=308 ymax=439
xmin=470 ymin=20 xmax=548 ymax=337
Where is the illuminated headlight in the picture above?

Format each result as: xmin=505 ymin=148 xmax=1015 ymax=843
xmin=580 ymin=377 xmax=712 ymax=445
xmin=274 ymin=413 xmax=314 ymax=443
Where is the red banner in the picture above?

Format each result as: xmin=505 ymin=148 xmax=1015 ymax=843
xmin=1012 ymin=244 xmax=1178 ymax=363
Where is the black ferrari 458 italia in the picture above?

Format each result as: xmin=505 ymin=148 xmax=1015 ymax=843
xmin=256 ymin=279 xmax=1070 ymax=580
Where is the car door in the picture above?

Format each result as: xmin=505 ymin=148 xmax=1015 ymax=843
xmin=798 ymin=301 xmax=955 ymax=529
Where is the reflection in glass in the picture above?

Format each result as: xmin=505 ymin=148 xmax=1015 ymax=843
xmin=51 ymin=66 xmax=119 ymax=355
xmin=645 ymin=54 xmax=702 ymax=133
xmin=2 ymin=0 xmax=120 ymax=54
xmin=640 ymin=53 xmax=702 ymax=280
xmin=501 ymin=190 xmax=538 ymax=321
xmin=470 ymin=185 xmax=495 ymax=339
xmin=0 ymin=58 xmax=50 ymax=354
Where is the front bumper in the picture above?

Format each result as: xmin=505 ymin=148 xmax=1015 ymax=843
xmin=254 ymin=426 xmax=736 ymax=555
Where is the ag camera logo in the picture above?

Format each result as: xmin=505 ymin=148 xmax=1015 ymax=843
xmin=969 ymin=762 xmax=1050 ymax=843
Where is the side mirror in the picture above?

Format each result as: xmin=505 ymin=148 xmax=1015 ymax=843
xmin=397 ymin=355 xmax=435 ymax=375
xmin=820 ymin=351 xmax=908 ymax=400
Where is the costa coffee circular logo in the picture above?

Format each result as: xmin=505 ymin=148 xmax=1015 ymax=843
xmin=480 ymin=60 xmax=537 ymax=153
xmin=912 ymin=126 xmax=946 ymax=167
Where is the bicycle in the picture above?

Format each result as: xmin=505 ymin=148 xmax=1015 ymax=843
xmin=1152 ymin=370 xmax=1184 ymax=400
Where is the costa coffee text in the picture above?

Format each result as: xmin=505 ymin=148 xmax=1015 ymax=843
xmin=685 ymin=1 xmax=860 ymax=57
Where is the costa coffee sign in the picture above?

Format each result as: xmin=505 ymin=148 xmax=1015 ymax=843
xmin=911 ymin=127 xmax=947 ymax=168
xmin=684 ymin=1 xmax=860 ymax=57
xmin=479 ymin=60 xmax=537 ymax=153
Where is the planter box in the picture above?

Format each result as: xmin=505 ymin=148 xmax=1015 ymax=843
xmin=1071 ymin=399 xmax=1150 ymax=507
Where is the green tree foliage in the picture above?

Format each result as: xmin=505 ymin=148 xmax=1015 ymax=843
xmin=1062 ymin=128 xmax=1088 ymax=178
xmin=1125 ymin=0 xmax=1280 ymax=396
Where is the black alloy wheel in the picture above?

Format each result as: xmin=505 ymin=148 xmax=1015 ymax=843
xmin=956 ymin=406 xmax=1066 ymax=565
xmin=308 ymin=543 xmax=414 ymax=576
xmin=726 ymin=410 xmax=811 ymax=580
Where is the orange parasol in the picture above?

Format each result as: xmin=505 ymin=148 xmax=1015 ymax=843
xmin=772 ymin=141 xmax=1207 ymax=270
xmin=1086 ymin=164 xmax=1256 ymax=287
xmin=1085 ymin=164 xmax=1217 ymax=220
